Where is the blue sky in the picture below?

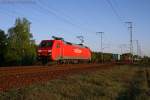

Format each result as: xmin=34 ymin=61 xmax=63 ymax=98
xmin=0 ymin=0 xmax=150 ymax=56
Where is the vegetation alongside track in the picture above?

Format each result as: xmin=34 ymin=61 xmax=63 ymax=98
xmin=0 ymin=65 xmax=150 ymax=100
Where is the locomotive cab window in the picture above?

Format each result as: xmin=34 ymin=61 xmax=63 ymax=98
xmin=39 ymin=41 xmax=53 ymax=47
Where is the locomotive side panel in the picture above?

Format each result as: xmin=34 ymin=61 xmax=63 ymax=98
xmin=62 ymin=41 xmax=91 ymax=60
xmin=51 ymin=40 xmax=63 ymax=61
xmin=38 ymin=39 xmax=91 ymax=63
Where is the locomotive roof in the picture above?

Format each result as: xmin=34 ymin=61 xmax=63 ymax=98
xmin=41 ymin=36 xmax=89 ymax=49
xmin=49 ymin=39 xmax=88 ymax=48
xmin=63 ymin=40 xmax=88 ymax=48
xmin=51 ymin=36 xmax=88 ymax=48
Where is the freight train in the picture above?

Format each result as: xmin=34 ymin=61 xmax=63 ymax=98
xmin=37 ymin=36 xmax=91 ymax=64
xmin=37 ymin=36 xmax=134 ymax=64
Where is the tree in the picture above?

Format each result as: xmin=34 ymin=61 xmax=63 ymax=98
xmin=5 ymin=18 xmax=36 ymax=65
xmin=0 ymin=29 xmax=7 ymax=66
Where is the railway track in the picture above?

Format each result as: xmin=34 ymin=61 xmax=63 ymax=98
xmin=0 ymin=63 xmax=116 ymax=91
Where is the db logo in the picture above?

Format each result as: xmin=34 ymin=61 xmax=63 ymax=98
xmin=74 ymin=49 xmax=82 ymax=53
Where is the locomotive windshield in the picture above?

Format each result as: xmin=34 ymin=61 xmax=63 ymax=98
xmin=39 ymin=41 xmax=53 ymax=47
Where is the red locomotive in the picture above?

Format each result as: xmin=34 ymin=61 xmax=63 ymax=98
xmin=37 ymin=36 xmax=91 ymax=64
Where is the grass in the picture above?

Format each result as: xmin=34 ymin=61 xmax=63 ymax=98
xmin=0 ymin=65 xmax=150 ymax=100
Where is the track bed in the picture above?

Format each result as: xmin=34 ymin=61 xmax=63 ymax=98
xmin=0 ymin=64 xmax=115 ymax=91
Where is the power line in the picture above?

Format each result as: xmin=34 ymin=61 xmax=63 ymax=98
xmin=0 ymin=4 xmax=80 ymax=36
xmin=35 ymin=0 xmax=83 ymax=31
xmin=105 ymin=0 xmax=123 ymax=22
xmin=0 ymin=6 xmax=45 ymax=24
xmin=36 ymin=0 xmax=94 ymax=33
xmin=105 ymin=0 xmax=136 ymax=57
xmin=2 ymin=1 xmax=76 ymax=28
xmin=38 ymin=0 xmax=74 ymax=22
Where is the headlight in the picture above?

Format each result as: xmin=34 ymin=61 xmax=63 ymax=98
xmin=38 ymin=50 xmax=42 ymax=52
xmin=48 ymin=50 xmax=51 ymax=52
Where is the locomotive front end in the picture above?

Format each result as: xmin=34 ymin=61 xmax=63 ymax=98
xmin=37 ymin=40 xmax=53 ymax=62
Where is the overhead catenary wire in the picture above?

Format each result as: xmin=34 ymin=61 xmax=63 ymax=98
xmin=0 ymin=0 xmax=95 ymax=34
xmin=36 ymin=0 xmax=95 ymax=33
xmin=0 ymin=3 xmax=72 ymax=33
xmin=0 ymin=3 xmax=84 ymax=39
xmin=38 ymin=0 xmax=74 ymax=22
xmin=105 ymin=0 xmax=130 ymax=31
xmin=105 ymin=0 xmax=135 ymax=55
xmin=0 ymin=5 xmax=46 ymax=25
xmin=105 ymin=0 xmax=131 ymax=32
xmin=36 ymin=1 xmax=82 ymax=31
xmin=105 ymin=0 xmax=123 ymax=23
